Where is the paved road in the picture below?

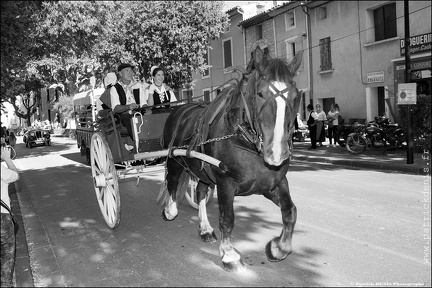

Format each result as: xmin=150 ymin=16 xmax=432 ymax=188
xmin=11 ymin=137 xmax=432 ymax=287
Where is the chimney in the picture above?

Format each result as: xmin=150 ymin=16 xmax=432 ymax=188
xmin=256 ymin=3 xmax=265 ymax=14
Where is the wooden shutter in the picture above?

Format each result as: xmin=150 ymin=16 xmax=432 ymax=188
xmin=223 ymin=40 xmax=232 ymax=68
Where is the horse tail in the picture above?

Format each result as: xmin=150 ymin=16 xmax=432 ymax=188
xmin=157 ymin=169 xmax=190 ymax=207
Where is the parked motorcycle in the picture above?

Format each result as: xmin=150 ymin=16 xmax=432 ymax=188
xmin=345 ymin=116 xmax=406 ymax=154
xmin=336 ymin=123 xmax=352 ymax=147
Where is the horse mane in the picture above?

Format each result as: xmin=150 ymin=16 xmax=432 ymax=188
xmin=262 ymin=58 xmax=296 ymax=84
xmin=186 ymin=83 xmax=236 ymax=155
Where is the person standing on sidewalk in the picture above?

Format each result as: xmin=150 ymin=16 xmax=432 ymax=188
xmin=1 ymin=145 xmax=19 ymax=287
xmin=307 ymin=104 xmax=318 ymax=149
xmin=315 ymin=104 xmax=326 ymax=147
xmin=326 ymin=103 xmax=340 ymax=147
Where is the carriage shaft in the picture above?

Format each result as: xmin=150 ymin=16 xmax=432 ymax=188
xmin=133 ymin=149 xmax=228 ymax=172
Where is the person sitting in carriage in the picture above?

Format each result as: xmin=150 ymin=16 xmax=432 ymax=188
xmin=146 ymin=66 xmax=178 ymax=113
xmin=108 ymin=63 xmax=148 ymax=151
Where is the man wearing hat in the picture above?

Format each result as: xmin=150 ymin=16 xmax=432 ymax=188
xmin=306 ymin=104 xmax=318 ymax=149
xmin=109 ymin=63 xmax=147 ymax=151
xmin=110 ymin=63 xmax=147 ymax=114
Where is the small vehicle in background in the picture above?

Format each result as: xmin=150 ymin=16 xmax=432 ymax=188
xmin=23 ymin=127 xmax=51 ymax=148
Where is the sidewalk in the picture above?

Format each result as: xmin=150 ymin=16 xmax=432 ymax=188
xmin=10 ymin=138 xmax=431 ymax=287
xmin=291 ymin=140 xmax=430 ymax=176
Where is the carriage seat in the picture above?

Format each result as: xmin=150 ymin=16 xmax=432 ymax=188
xmin=97 ymin=109 xmax=131 ymax=138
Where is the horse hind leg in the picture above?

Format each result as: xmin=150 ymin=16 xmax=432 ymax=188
xmin=159 ymin=160 xmax=187 ymax=221
xmin=196 ymin=181 xmax=217 ymax=242
xmin=263 ymin=178 xmax=297 ymax=262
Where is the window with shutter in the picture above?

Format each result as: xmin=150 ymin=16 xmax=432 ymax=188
xmin=257 ymin=25 xmax=263 ymax=39
xmin=285 ymin=11 xmax=295 ymax=30
xmin=373 ymin=3 xmax=396 ymax=42
xmin=223 ymin=38 xmax=232 ymax=69
xmin=202 ymin=49 xmax=210 ymax=78
xmin=319 ymin=37 xmax=332 ymax=71
xmin=284 ymin=38 xmax=296 ymax=62
xmin=203 ymin=89 xmax=210 ymax=102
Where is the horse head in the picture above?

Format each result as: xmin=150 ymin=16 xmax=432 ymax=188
xmin=245 ymin=46 xmax=303 ymax=166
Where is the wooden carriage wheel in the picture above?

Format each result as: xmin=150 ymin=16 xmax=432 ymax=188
xmin=90 ymin=132 xmax=120 ymax=228
xmin=185 ymin=177 xmax=215 ymax=210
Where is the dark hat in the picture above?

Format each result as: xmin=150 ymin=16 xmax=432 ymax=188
xmin=118 ymin=63 xmax=134 ymax=72
xmin=307 ymin=104 xmax=314 ymax=110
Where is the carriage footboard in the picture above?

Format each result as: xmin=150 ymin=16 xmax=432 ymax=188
xmin=133 ymin=149 xmax=228 ymax=172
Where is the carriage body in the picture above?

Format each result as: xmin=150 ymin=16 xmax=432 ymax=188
xmin=73 ymin=88 xmax=170 ymax=163
xmin=73 ymin=88 xmax=220 ymax=229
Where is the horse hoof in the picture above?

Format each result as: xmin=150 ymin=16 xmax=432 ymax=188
xmin=265 ymin=241 xmax=290 ymax=262
xmin=222 ymin=260 xmax=246 ymax=272
xmin=161 ymin=210 xmax=177 ymax=221
xmin=200 ymin=231 xmax=217 ymax=242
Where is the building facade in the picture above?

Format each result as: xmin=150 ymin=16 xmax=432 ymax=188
xmin=189 ymin=6 xmax=248 ymax=102
xmin=193 ymin=0 xmax=431 ymax=124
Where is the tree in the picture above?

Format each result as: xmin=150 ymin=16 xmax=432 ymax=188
xmin=25 ymin=1 xmax=229 ymax=91
xmin=1 ymin=1 xmax=43 ymax=120
xmin=4 ymin=77 xmax=45 ymax=126
xmin=1 ymin=1 xmax=229 ymax=121
xmin=53 ymin=94 xmax=74 ymax=121
xmin=120 ymin=1 xmax=229 ymax=89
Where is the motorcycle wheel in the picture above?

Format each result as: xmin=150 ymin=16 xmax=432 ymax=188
xmin=346 ymin=133 xmax=367 ymax=154
xmin=394 ymin=130 xmax=406 ymax=148
xmin=369 ymin=138 xmax=382 ymax=151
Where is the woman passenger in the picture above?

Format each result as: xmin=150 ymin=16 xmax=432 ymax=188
xmin=146 ymin=66 xmax=177 ymax=113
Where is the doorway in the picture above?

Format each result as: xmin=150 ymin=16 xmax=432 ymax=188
xmin=377 ymin=87 xmax=385 ymax=117
xmin=322 ymin=98 xmax=335 ymax=114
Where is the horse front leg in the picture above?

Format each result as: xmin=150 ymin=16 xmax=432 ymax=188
xmin=263 ymin=177 xmax=296 ymax=261
xmin=217 ymin=182 xmax=245 ymax=272
xmin=196 ymin=181 xmax=217 ymax=242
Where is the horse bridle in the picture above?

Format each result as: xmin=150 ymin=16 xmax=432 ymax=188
xmin=239 ymin=73 xmax=296 ymax=153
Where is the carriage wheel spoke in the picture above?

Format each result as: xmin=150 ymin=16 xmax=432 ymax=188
xmin=91 ymin=132 xmax=120 ymax=229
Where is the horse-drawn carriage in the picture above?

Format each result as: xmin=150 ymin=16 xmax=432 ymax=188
xmin=73 ymin=85 xmax=217 ymax=228
xmin=73 ymin=47 xmax=304 ymax=271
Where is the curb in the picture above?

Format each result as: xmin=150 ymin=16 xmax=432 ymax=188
xmin=10 ymin=183 xmax=34 ymax=287
xmin=292 ymin=155 xmax=428 ymax=175
xmin=14 ymin=177 xmax=67 ymax=287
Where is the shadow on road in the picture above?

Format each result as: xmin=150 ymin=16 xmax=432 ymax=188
xmin=12 ymin=139 xmax=77 ymax=160
xmin=17 ymin=160 xmax=326 ymax=286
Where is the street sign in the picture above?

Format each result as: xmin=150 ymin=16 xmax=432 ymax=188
xmin=367 ymin=71 xmax=384 ymax=83
xmin=397 ymin=83 xmax=417 ymax=105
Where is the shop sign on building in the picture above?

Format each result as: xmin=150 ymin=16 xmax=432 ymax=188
xmin=367 ymin=71 xmax=384 ymax=83
xmin=397 ymin=83 xmax=417 ymax=105
xmin=396 ymin=60 xmax=431 ymax=71
xmin=400 ymin=33 xmax=432 ymax=56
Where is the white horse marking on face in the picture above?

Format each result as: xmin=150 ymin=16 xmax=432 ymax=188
xmin=269 ymin=81 xmax=288 ymax=164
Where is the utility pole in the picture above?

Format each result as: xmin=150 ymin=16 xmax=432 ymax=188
xmin=301 ymin=3 xmax=313 ymax=106
xmin=404 ymin=0 xmax=414 ymax=164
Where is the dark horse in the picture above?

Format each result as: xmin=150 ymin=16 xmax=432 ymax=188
xmin=158 ymin=47 xmax=303 ymax=271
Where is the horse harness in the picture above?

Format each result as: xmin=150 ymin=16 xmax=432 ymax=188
xmin=165 ymin=70 xmax=296 ymax=178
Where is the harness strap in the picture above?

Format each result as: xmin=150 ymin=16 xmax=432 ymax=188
xmin=258 ymin=81 xmax=292 ymax=117
xmin=167 ymin=104 xmax=199 ymax=150
xmin=239 ymin=89 xmax=255 ymax=134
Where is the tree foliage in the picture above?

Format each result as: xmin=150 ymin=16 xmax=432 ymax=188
xmin=1 ymin=1 xmax=228 ymax=121
xmin=53 ymin=94 xmax=75 ymax=120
